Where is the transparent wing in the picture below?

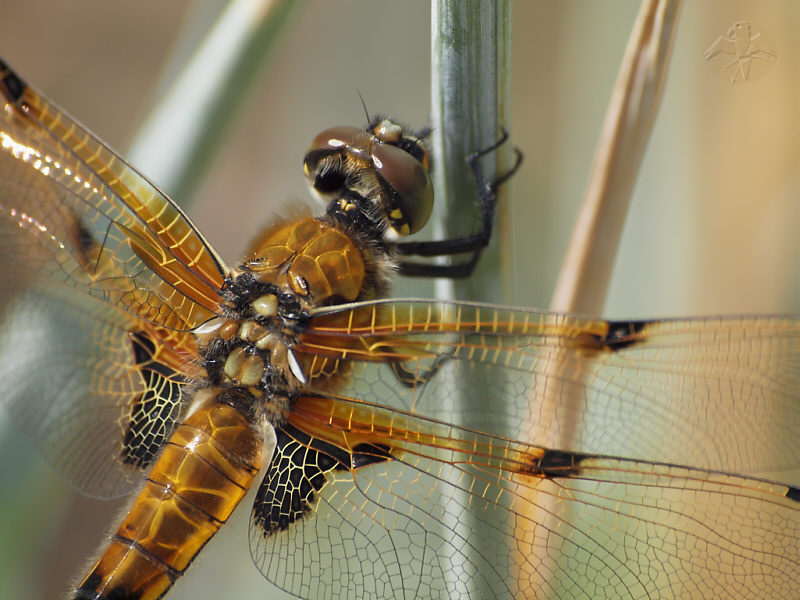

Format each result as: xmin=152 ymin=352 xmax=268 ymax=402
xmin=250 ymin=394 xmax=799 ymax=600
xmin=0 ymin=280 xmax=199 ymax=498
xmin=297 ymin=299 xmax=800 ymax=475
xmin=251 ymin=298 xmax=800 ymax=598
xmin=0 ymin=58 xmax=226 ymax=331
xmin=0 ymin=58 xmax=215 ymax=496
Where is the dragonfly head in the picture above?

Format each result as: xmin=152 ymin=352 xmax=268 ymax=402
xmin=303 ymin=118 xmax=433 ymax=241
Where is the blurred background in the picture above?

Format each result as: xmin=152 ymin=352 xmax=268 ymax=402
xmin=0 ymin=1 xmax=798 ymax=598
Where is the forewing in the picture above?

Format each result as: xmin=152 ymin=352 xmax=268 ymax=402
xmin=297 ymin=299 xmax=800 ymax=476
xmin=250 ymin=394 xmax=800 ymax=599
xmin=0 ymin=58 xmax=226 ymax=331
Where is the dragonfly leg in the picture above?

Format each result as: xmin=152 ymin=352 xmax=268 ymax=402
xmin=389 ymin=349 xmax=455 ymax=389
xmin=394 ymin=130 xmax=523 ymax=278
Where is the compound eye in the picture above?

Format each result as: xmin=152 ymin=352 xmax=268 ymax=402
xmin=306 ymin=126 xmax=364 ymax=155
xmin=371 ymin=142 xmax=433 ymax=236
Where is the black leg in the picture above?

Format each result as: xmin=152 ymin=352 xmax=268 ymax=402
xmin=394 ymin=131 xmax=523 ymax=278
xmin=389 ymin=350 xmax=455 ymax=388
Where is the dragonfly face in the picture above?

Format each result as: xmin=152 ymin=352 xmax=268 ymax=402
xmin=0 ymin=57 xmax=799 ymax=600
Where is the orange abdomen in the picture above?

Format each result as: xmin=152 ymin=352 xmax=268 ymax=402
xmin=73 ymin=398 xmax=263 ymax=600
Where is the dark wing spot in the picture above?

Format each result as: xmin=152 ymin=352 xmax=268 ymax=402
xmin=786 ymin=485 xmax=800 ymax=503
xmin=0 ymin=59 xmax=27 ymax=105
xmin=66 ymin=216 xmax=100 ymax=275
xmin=131 ymin=329 xmax=156 ymax=367
xmin=521 ymin=449 xmax=588 ymax=479
xmin=251 ymin=423 xmax=353 ymax=535
xmin=351 ymin=443 xmax=392 ymax=469
xmin=75 ymin=220 xmax=96 ymax=258
xmin=601 ymin=319 xmax=648 ymax=351
xmin=122 ymin=331 xmax=187 ymax=469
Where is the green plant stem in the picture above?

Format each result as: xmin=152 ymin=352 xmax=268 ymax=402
xmin=431 ymin=0 xmax=512 ymax=303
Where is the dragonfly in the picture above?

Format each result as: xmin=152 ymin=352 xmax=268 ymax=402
xmin=0 ymin=57 xmax=798 ymax=600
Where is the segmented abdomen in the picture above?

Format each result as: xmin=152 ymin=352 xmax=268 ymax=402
xmin=73 ymin=397 xmax=263 ymax=600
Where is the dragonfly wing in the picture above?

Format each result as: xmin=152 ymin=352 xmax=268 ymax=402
xmin=0 ymin=280 xmax=197 ymax=498
xmin=249 ymin=394 xmax=800 ymax=599
xmin=0 ymin=58 xmax=218 ymax=497
xmin=300 ymin=299 xmax=800 ymax=475
xmin=0 ymin=58 xmax=226 ymax=331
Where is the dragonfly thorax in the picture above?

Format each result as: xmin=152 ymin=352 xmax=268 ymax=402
xmin=244 ymin=217 xmax=370 ymax=306
xmin=193 ymin=271 xmax=311 ymax=424
xmin=195 ymin=208 xmax=390 ymax=425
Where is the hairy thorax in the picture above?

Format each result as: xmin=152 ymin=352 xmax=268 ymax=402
xmin=194 ymin=216 xmax=386 ymax=425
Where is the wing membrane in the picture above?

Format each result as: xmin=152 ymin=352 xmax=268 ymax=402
xmin=0 ymin=280 xmax=197 ymax=498
xmin=0 ymin=59 xmax=214 ymax=496
xmin=299 ymin=299 xmax=800 ymax=475
xmin=251 ymin=393 xmax=799 ymax=599
xmin=0 ymin=58 xmax=226 ymax=331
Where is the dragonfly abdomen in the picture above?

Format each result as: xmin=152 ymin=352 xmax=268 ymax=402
xmin=73 ymin=395 xmax=264 ymax=600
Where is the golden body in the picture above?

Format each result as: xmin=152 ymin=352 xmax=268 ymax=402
xmin=80 ymin=403 xmax=263 ymax=599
